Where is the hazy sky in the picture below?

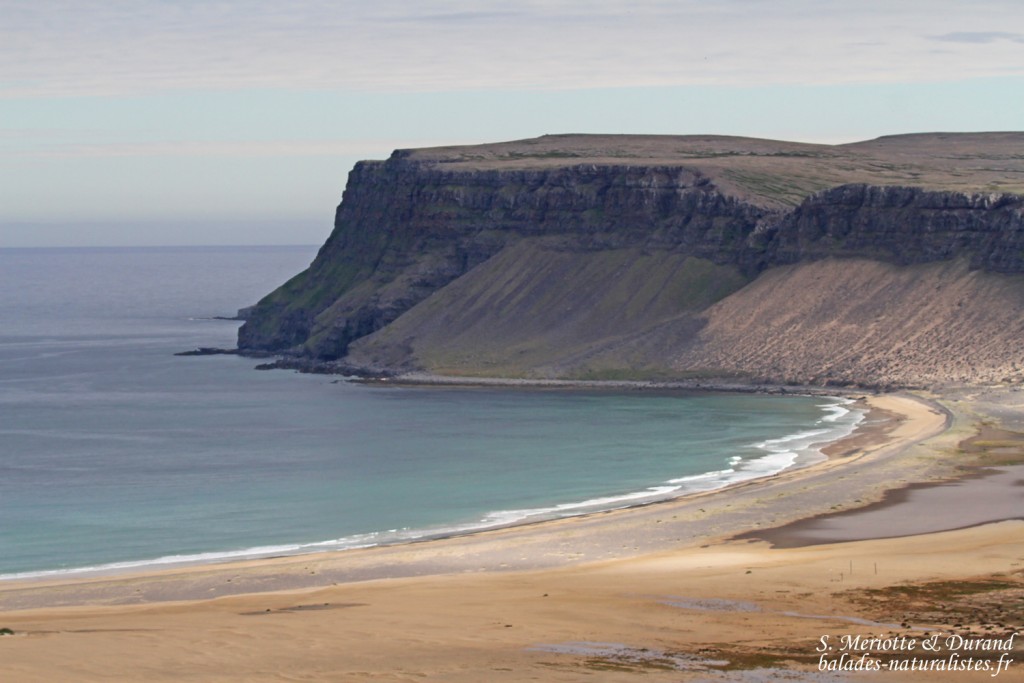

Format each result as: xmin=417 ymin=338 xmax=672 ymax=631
xmin=3 ymin=1 xmax=1023 ymax=247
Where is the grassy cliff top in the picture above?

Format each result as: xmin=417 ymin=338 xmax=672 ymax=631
xmin=397 ymin=132 xmax=1024 ymax=207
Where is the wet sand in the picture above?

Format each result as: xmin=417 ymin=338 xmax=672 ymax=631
xmin=1 ymin=390 xmax=1022 ymax=681
xmin=751 ymin=465 xmax=1024 ymax=547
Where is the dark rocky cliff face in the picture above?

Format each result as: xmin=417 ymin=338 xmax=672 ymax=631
xmin=768 ymin=184 xmax=1024 ymax=272
xmin=238 ymin=153 xmax=1024 ymax=371
xmin=238 ymin=157 xmax=773 ymax=359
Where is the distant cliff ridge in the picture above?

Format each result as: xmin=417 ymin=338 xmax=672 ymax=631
xmin=238 ymin=133 xmax=1024 ymax=388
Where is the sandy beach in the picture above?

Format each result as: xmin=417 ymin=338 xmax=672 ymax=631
xmin=1 ymin=390 xmax=1022 ymax=681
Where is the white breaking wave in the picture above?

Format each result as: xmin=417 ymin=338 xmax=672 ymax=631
xmin=0 ymin=535 xmax=383 ymax=581
xmin=438 ymin=398 xmax=864 ymax=533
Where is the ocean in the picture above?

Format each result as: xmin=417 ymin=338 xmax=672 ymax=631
xmin=0 ymin=246 xmax=862 ymax=579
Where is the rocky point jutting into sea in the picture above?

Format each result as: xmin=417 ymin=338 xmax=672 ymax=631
xmin=237 ymin=133 xmax=1024 ymax=389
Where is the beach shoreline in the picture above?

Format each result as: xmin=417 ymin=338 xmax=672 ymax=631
xmin=0 ymin=389 xmax=887 ymax=596
xmin=0 ymin=390 xmax=950 ymax=606
xmin=0 ymin=384 xmax=865 ymax=588
xmin=2 ymin=386 xmax=1022 ymax=681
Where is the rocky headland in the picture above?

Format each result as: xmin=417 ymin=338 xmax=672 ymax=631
xmin=237 ymin=133 xmax=1024 ymax=389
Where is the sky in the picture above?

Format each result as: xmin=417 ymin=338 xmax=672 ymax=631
xmin=2 ymin=1 xmax=1024 ymax=247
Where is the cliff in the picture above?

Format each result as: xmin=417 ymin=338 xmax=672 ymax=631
xmin=238 ymin=159 xmax=774 ymax=359
xmin=238 ymin=133 xmax=1024 ymax=388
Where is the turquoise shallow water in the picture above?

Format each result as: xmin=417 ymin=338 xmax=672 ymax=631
xmin=0 ymin=246 xmax=861 ymax=579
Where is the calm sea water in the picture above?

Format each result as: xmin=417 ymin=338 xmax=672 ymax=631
xmin=0 ymin=246 xmax=861 ymax=579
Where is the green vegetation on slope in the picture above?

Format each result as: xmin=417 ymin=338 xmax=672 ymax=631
xmin=346 ymin=241 xmax=749 ymax=377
